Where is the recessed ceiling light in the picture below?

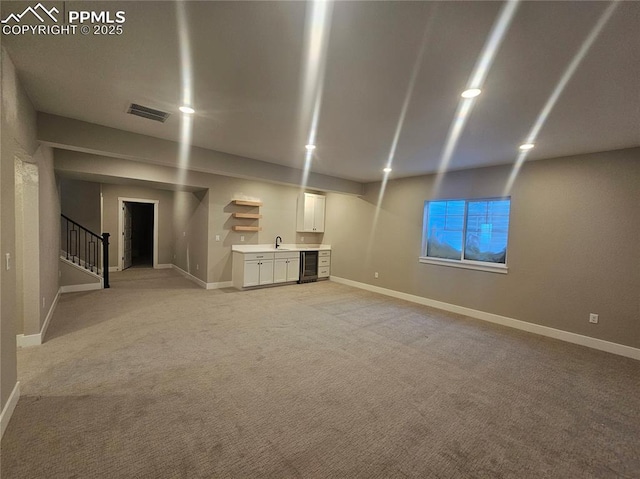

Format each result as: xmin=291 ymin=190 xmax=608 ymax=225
xmin=305 ymin=144 xmax=316 ymax=151
xmin=519 ymin=143 xmax=535 ymax=150
xmin=461 ymin=88 xmax=481 ymax=99
xmin=383 ymin=167 xmax=392 ymax=173
xmin=179 ymin=106 xmax=195 ymax=114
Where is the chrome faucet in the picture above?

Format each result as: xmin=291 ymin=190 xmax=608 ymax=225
xmin=275 ymin=236 xmax=283 ymax=249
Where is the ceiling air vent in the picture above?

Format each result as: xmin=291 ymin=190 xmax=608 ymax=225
xmin=127 ymin=103 xmax=170 ymax=123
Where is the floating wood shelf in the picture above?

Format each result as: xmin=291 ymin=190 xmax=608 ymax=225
xmin=232 ymin=226 xmax=262 ymax=232
xmin=232 ymin=213 xmax=262 ymax=219
xmin=232 ymin=199 xmax=262 ymax=207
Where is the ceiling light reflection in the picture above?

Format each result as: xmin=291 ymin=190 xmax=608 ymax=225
xmin=298 ymin=0 xmax=334 ymax=192
xmin=502 ymin=1 xmax=619 ymax=197
xmin=175 ymin=1 xmax=194 ymax=192
xmin=367 ymin=8 xmax=437 ymax=262
xmin=461 ymin=88 xmax=482 ymax=99
xmin=432 ymin=0 xmax=520 ymax=198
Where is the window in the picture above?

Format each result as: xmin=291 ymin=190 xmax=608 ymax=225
xmin=420 ymin=197 xmax=511 ymax=272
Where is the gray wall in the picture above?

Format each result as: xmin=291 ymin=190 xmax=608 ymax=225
xmin=101 ymin=184 xmax=174 ymax=268
xmin=36 ymin=146 xmax=60 ymax=330
xmin=207 ymin=177 xmax=323 ymax=284
xmin=50 ymin=124 xmax=639 ymax=351
xmin=174 ymin=190 xmax=209 ymax=282
xmin=54 ymin=150 xmax=326 ymax=283
xmin=1 ymin=48 xmax=38 ymax=408
xmin=324 ymin=148 xmax=640 ymax=349
xmin=60 ymin=260 xmax=101 ymax=287
xmin=59 ymin=178 xmax=101 ymax=234
xmin=39 ymin=113 xmax=363 ymax=195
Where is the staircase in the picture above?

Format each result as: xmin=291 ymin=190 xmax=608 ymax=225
xmin=60 ymin=214 xmax=111 ymax=288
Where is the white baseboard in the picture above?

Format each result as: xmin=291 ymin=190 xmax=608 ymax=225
xmin=108 ymin=266 xmax=119 ymax=272
xmin=17 ymin=289 xmax=61 ymax=347
xmin=206 ymin=281 xmax=233 ymax=290
xmin=330 ymin=276 xmax=640 ymax=361
xmin=40 ymin=288 xmax=60 ymax=341
xmin=16 ymin=333 xmax=41 ymax=348
xmin=171 ymin=264 xmax=207 ymax=289
xmin=0 ymin=381 xmax=20 ymax=439
xmin=155 ymin=263 xmax=172 ymax=269
xmin=60 ymin=282 xmax=102 ymax=293
xmin=171 ymin=265 xmax=231 ymax=290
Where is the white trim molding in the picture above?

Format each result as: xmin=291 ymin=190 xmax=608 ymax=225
xmin=0 ymin=382 xmax=20 ymax=439
xmin=419 ymin=256 xmax=508 ymax=274
xmin=16 ymin=333 xmax=41 ymax=348
xmin=206 ymin=281 xmax=233 ymax=290
xmin=172 ymin=264 xmax=207 ymax=289
xmin=155 ymin=263 xmax=172 ymax=270
xmin=40 ymin=287 xmax=59 ymax=342
xmin=171 ymin=265 xmax=231 ymax=290
xmin=17 ymin=289 xmax=61 ymax=347
xmin=330 ymin=276 xmax=640 ymax=361
xmin=60 ymin=282 xmax=102 ymax=293
xmin=109 ymin=266 xmax=120 ymax=273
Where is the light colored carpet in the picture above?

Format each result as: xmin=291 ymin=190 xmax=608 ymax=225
xmin=2 ymin=268 xmax=639 ymax=478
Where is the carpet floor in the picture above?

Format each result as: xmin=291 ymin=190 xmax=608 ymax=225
xmin=2 ymin=268 xmax=639 ymax=478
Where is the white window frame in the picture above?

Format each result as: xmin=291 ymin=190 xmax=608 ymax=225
xmin=419 ymin=197 xmax=511 ymax=274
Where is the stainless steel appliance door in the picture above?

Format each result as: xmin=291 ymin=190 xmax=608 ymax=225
xmin=299 ymin=251 xmax=319 ymax=282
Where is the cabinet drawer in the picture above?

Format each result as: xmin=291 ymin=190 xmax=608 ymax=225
xmin=319 ymin=257 xmax=330 ymax=267
xmin=319 ymin=250 xmax=331 ymax=257
xmin=318 ymin=267 xmax=330 ymax=278
xmin=274 ymin=251 xmax=299 ymax=259
xmin=243 ymin=252 xmax=274 ymax=261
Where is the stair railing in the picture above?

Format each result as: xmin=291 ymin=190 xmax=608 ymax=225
xmin=61 ymin=214 xmax=110 ymax=288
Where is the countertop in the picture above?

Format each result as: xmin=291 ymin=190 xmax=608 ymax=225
xmin=232 ymin=244 xmax=331 ymax=253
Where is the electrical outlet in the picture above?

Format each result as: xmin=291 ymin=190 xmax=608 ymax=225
xmin=196 ymin=264 xmax=199 ymax=270
xmin=300 ymin=236 xmax=304 ymax=243
xmin=374 ymin=272 xmax=379 ymax=279
xmin=5 ymin=253 xmax=10 ymax=271
xmin=589 ymin=313 xmax=599 ymax=324
xmin=42 ymin=297 xmax=45 ymax=308
xmin=183 ymin=231 xmax=186 ymax=237
xmin=215 ymin=235 xmax=220 ymax=242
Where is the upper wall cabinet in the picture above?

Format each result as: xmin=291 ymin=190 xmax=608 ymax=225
xmin=296 ymin=192 xmax=326 ymax=233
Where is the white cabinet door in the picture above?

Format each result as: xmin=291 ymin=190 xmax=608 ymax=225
xmin=297 ymin=193 xmax=326 ymax=232
xmin=243 ymin=260 xmax=260 ymax=287
xmin=273 ymin=258 xmax=288 ymax=283
xmin=259 ymin=259 xmax=274 ymax=285
xmin=303 ymin=194 xmax=315 ymax=232
xmin=287 ymin=257 xmax=300 ymax=282
xmin=313 ymin=195 xmax=325 ymax=233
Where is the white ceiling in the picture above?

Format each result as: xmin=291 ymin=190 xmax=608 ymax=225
xmin=3 ymin=1 xmax=639 ymax=183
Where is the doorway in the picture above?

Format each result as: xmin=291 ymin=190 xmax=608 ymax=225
xmin=118 ymin=198 xmax=159 ymax=271
xmin=128 ymin=202 xmax=154 ymax=268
